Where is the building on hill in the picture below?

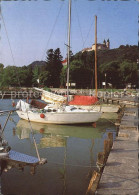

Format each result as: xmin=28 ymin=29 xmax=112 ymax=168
xmin=62 ymin=58 xmax=67 ymax=66
xmin=82 ymin=39 xmax=110 ymax=53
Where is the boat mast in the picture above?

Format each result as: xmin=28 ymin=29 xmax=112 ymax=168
xmin=95 ymin=15 xmax=98 ymax=97
xmin=66 ymin=0 xmax=71 ymax=102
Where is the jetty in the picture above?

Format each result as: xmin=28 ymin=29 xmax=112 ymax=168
xmin=86 ymin=97 xmax=138 ymax=194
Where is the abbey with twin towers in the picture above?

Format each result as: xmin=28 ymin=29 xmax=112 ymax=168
xmin=82 ymin=39 xmax=110 ymax=53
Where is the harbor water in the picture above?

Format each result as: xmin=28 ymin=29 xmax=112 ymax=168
xmin=0 ymin=99 xmax=116 ymax=195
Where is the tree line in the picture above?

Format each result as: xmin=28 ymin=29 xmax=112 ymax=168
xmin=0 ymin=45 xmax=138 ymax=89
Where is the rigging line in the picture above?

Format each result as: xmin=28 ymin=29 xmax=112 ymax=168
xmin=26 ymin=110 xmax=41 ymax=161
xmin=1 ymin=13 xmax=15 ymax=66
xmin=41 ymin=1 xmax=65 ymax=61
xmin=19 ymin=100 xmax=41 ymax=161
xmin=62 ymin=1 xmax=68 ymax=58
xmin=74 ymin=1 xmax=85 ymax=48
xmin=1 ymin=12 xmax=40 ymax=160
xmin=1 ymin=13 xmax=21 ymax=87
xmin=83 ymin=18 xmax=94 ymax=47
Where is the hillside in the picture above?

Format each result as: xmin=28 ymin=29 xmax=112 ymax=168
xmin=0 ymin=45 xmax=138 ymax=88
xmin=97 ymin=45 xmax=138 ymax=65
xmin=28 ymin=61 xmax=46 ymax=69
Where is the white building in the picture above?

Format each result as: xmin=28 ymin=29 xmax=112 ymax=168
xmin=82 ymin=39 xmax=110 ymax=53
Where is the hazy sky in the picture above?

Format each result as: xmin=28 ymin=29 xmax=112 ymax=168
xmin=0 ymin=0 xmax=138 ymax=67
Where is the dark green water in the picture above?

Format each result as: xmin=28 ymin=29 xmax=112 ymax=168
xmin=0 ymin=99 xmax=116 ymax=195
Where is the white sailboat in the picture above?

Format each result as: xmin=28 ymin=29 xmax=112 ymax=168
xmin=16 ymin=0 xmax=102 ymax=124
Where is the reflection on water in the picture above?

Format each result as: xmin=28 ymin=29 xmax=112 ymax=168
xmin=0 ymin=99 xmax=116 ymax=195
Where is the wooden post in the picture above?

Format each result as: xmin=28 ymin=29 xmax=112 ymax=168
xmin=96 ymin=152 xmax=105 ymax=172
xmin=86 ymin=170 xmax=101 ymax=195
xmin=30 ymin=166 xmax=36 ymax=175
xmin=103 ymin=139 xmax=111 ymax=160
xmin=115 ymin=124 xmax=120 ymax=136
xmin=107 ymin=132 xmax=113 ymax=149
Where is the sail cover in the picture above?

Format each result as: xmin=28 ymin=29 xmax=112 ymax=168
xmin=69 ymin=95 xmax=98 ymax=105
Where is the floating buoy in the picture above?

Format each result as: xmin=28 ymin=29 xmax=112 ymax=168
xmin=92 ymin=122 xmax=96 ymax=128
xmin=40 ymin=113 xmax=45 ymax=118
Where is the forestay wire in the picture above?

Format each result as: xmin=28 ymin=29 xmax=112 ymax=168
xmin=41 ymin=1 xmax=65 ymax=61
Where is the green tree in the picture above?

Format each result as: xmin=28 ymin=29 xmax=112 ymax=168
xmin=1 ymin=66 xmax=19 ymax=87
xmin=45 ymin=48 xmax=63 ymax=87
xmin=120 ymin=60 xmax=137 ymax=86
xmin=32 ymin=66 xmax=40 ymax=86
xmin=99 ymin=61 xmax=121 ymax=88
xmin=70 ymin=60 xmax=92 ymax=88
xmin=60 ymin=66 xmax=67 ymax=87
xmin=39 ymin=71 xmax=52 ymax=87
xmin=0 ymin=63 xmax=4 ymax=87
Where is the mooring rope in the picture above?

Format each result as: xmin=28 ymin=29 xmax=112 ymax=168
xmin=25 ymin=110 xmax=41 ymax=161
xmin=47 ymin=161 xmax=98 ymax=168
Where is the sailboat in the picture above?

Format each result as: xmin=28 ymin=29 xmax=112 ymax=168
xmin=16 ymin=0 xmax=102 ymax=124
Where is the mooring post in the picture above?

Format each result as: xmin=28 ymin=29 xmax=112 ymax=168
xmin=103 ymin=139 xmax=111 ymax=161
xmin=30 ymin=166 xmax=36 ymax=175
xmin=115 ymin=123 xmax=120 ymax=136
xmin=86 ymin=170 xmax=101 ymax=195
xmin=107 ymin=132 xmax=113 ymax=149
xmin=96 ymin=152 xmax=105 ymax=172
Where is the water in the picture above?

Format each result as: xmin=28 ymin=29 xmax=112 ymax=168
xmin=0 ymin=99 xmax=116 ymax=195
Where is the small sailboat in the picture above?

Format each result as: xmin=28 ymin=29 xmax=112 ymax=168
xmin=16 ymin=100 xmax=101 ymax=124
xmin=16 ymin=0 xmax=102 ymax=125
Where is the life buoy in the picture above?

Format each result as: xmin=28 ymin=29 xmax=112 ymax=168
xmin=40 ymin=113 xmax=45 ymax=118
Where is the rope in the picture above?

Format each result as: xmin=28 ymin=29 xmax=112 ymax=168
xmin=1 ymin=13 xmax=16 ymax=66
xmin=1 ymin=13 xmax=21 ymax=88
xmin=26 ymin=111 xmax=41 ymax=161
xmin=1 ymin=112 xmax=11 ymax=135
xmin=74 ymin=1 xmax=94 ymax=49
xmin=41 ymin=1 xmax=64 ymax=61
xmin=83 ymin=19 xmax=94 ymax=47
xmin=1 ymin=12 xmax=41 ymax=161
xmin=47 ymin=161 xmax=98 ymax=168
xmin=74 ymin=1 xmax=85 ymax=48
xmin=102 ymin=117 xmax=116 ymax=125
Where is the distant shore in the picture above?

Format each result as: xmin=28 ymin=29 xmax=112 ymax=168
xmin=0 ymin=87 xmax=138 ymax=99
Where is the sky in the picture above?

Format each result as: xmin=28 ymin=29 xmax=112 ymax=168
xmin=0 ymin=0 xmax=138 ymax=67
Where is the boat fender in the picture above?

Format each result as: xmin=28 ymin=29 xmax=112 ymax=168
xmin=12 ymin=100 xmax=16 ymax=107
xmin=92 ymin=122 xmax=96 ymax=128
xmin=40 ymin=113 xmax=45 ymax=118
xmin=40 ymin=128 xmax=45 ymax=133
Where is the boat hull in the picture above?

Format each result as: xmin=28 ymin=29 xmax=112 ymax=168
xmin=16 ymin=111 xmax=102 ymax=124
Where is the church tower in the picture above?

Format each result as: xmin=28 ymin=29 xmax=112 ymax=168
xmin=106 ymin=39 xmax=110 ymax=49
xmin=103 ymin=39 xmax=106 ymax=46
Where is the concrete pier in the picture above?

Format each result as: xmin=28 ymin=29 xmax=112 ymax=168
xmin=96 ymin=106 xmax=138 ymax=195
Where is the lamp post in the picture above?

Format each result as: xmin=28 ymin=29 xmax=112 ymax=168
xmin=105 ymin=73 xmax=107 ymax=89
